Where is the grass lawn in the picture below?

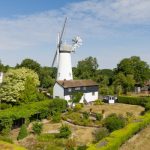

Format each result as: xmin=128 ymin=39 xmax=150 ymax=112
xmin=120 ymin=124 xmax=150 ymax=150
xmin=81 ymin=103 xmax=144 ymax=117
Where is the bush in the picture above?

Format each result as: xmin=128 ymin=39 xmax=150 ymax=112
xmin=94 ymin=99 xmax=104 ymax=105
xmin=104 ymin=113 xmax=125 ymax=132
xmin=17 ymin=124 xmax=28 ymax=140
xmin=77 ymin=145 xmax=88 ymax=150
xmin=32 ymin=122 xmax=43 ymax=135
xmin=0 ymin=103 xmax=12 ymax=110
xmin=74 ymin=103 xmax=83 ymax=112
xmin=52 ymin=112 xmax=61 ymax=123
xmin=65 ymin=138 xmax=76 ymax=150
xmin=95 ymin=113 xmax=103 ymax=121
xmin=93 ymin=128 xmax=109 ymax=143
xmin=0 ymin=135 xmax=13 ymax=143
xmin=82 ymin=112 xmax=89 ymax=120
xmin=58 ymin=124 xmax=71 ymax=138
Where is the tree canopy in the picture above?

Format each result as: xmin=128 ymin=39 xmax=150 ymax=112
xmin=0 ymin=68 xmax=40 ymax=103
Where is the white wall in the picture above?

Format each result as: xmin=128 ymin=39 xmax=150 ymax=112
xmin=80 ymin=91 xmax=98 ymax=103
xmin=53 ymin=83 xmax=64 ymax=99
xmin=0 ymin=72 xmax=3 ymax=84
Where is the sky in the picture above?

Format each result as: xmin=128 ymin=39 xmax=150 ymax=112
xmin=0 ymin=0 xmax=150 ymax=69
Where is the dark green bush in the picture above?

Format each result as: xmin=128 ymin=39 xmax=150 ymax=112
xmin=32 ymin=122 xmax=43 ymax=135
xmin=58 ymin=124 xmax=71 ymax=138
xmin=95 ymin=113 xmax=103 ymax=121
xmin=82 ymin=112 xmax=89 ymax=120
xmin=93 ymin=128 xmax=109 ymax=143
xmin=17 ymin=124 xmax=28 ymax=140
xmin=104 ymin=113 xmax=126 ymax=132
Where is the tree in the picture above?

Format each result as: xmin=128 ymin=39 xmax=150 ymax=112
xmin=116 ymin=56 xmax=150 ymax=86
xmin=75 ymin=57 xmax=99 ymax=79
xmin=0 ymin=68 xmax=40 ymax=103
xmin=16 ymin=58 xmax=41 ymax=74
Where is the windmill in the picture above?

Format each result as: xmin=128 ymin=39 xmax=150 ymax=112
xmin=52 ymin=18 xmax=82 ymax=80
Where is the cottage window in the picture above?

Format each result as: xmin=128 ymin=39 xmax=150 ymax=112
xmin=92 ymin=92 xmax=95 ymax=96
xmin=68 ymin=88 xmax=72 ymax=92
xmin=75 ymin=87 xmax=80 ymax=90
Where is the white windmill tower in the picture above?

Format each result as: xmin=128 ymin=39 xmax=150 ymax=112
xmin=52 ymin=18 xmax=82 ymax=81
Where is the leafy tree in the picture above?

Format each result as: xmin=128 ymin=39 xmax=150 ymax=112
xmin=116 ymin=56 xmax=150 ymax=86
xmin=17 ymin=124 xmax=28 ymax=140
xmin=0 ymin=68 xmax=40 ymax=103
xmin=75 ymin=57 xmax=98 ymax=79
xmin=39 ymin=67 xmax=55 ymax=88
xmin=16 ymin=58 xmax=41 ymax=74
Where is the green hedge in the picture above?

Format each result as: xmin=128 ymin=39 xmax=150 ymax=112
xmin=0 ymin=98 xmax=67 ymax=135
xmin=87 ymin=112 xmax=150 ymax=150
xmin=118 ymin=96 xmax=150 ymax=107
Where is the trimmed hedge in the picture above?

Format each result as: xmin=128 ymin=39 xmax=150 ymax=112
xmin=87 ymin=112 xmax=150 ymax=150
xmin=0 ymin=99 xmax=67 ymax=135
xmin=118 ymin=96 xmax=150 ymax=107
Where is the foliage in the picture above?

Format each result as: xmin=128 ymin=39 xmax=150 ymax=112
xmin=32 ymin=121 xmax=43 ymax=135
xmin=103 ymin=113 xmax=126 ymax=132
xmin=58 ymin=124 xmax=71 ymax=139
xmin=77 ymin=145 xmax=88 ymax=150
xmin=94 ymin=99 xmax=104 ymax=105
xmin=65 ymin=138 xmax=76 ymax=150
xmin=93 ymin=128 xmax=109 ymax=143
xmin=74 ymin=103 xmax=83 ymax=112
xmin=95 ymin=113 xmax=103 ymax=121
xmin=116 ymin=56 xmax=150 ymax=86
xmin=52 ymin=112 xmax=61 ymax=123
xmin=87 ymin=112 xmax=150 ymax=150
xmin=0 ymin=103 xmax=12 ymax=110
xmin=71 ymin=92 xmax=83 ymax=104
xmin=118 ymin=96 xmax=150 ymax=108
xmin=82 ymin=111 xmax=90 ymax=120
xmin=74 ymin=57 xmax=98 ymax=79
xmin=0 ymin=68 xmax=40 ymax=103
xmin=16 ymin=58 xmax=41 ymax=74
xmin=0 ymin=135 xmax=13 ymax=143
xmin=17 ymin=124 xmax=28 ymax=140
xmin=0 ymin=99 xmax=67 ymax=134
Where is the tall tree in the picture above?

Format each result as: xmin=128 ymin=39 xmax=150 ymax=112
xmin=16 ymin=58 xmax=41 ymax=74
xmin=75 ymin=56 xmax=99 ymax=79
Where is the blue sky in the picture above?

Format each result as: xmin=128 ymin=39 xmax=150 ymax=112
xmin=0 ymin=0 xmax=150 ymax=69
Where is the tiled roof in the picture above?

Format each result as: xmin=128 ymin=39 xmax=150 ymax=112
xmin=56 ymin=80 xmax=98 ymax=88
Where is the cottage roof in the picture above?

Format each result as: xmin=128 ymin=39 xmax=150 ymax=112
xmin=56 ymin=80 xmax=98 ymax=88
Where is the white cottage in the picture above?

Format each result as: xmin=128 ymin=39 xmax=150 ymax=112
xmin=0 ymin=72 xmax=3 ymax=84
xmin=53 ymin=79 xmax=99 ymax=103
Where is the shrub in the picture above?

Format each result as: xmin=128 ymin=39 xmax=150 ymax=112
xmin=32 ymin=122 xmax=43 ymax=135
xmin=0 ymin=103 xmax=12 ymax=110
xmin=145 ymin=102 xmax=150 ymax=111
xmin=77 ymin=145 xmax=88 ymax=150
xmin=0 ymin=135 xmax=13 ymax=143
xmin=93 ymin=128 xmax=109 ymax=143
xmin=82 ymin=112 xmax=90 ymax=120
xmin=52 ymin=112 xmax=61 ymax=123
xmin=95 ymin=113 xmax=103 ymax=121
xmin=94 ymin=99 xmax=104 ymax=105
xmin=65 ymin=138 xmax=76 ymax=150
xmin=58 ymin=124 xmax=71 ymax=138
xmin=103 ymin=113 xmax=125 ymax=132
xmin=17 ymin=124 xmax=28 ymax=140
xmin=74 ymin=103 xmax=83 ymax=112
